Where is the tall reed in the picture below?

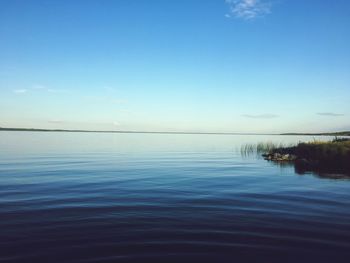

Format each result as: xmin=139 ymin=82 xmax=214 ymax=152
xmin=241 ymin=142 xmax=296 ymax=156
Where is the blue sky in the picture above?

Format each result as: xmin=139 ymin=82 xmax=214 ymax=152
xmin=0 ymin=0 xmax=349 ymax=133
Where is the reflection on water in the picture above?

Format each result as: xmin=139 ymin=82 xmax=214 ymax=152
xmin=1 ymin=132 xmax=350 ymax=262
xmin=267 ymin=159 xmax=350 ymax=180
xmin=294 ymin=167 xmax=350 ymax=180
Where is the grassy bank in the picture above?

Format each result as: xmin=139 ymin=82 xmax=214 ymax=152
xmin=262 ymin=138 xmax=350 ymax=174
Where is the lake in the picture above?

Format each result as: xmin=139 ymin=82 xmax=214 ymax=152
xmin=1 ymin=132 xmax=350 ymax=262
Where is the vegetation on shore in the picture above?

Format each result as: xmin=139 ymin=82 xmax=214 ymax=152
xmin=281 ymin=131 xmax=350 ymax=136
xmin=260 ymin=138 xmax=350 ymax=174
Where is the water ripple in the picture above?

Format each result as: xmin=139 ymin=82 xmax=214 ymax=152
xmin=1 ymin=133 xmax=350 ymax=262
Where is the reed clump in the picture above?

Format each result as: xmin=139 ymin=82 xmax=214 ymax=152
xmin=264 ymin=138 xmax=350 ymax=174
xmin=293 ymin=139 xmax=350 ymax=172
xmin=241 ymin=142 xmax=295 ymax=155
xmin=242 ymin=137 xmax=350 ymax=174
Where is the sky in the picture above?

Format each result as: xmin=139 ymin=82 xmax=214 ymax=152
xmin=0 ymin=0 xmax=349 ymax=133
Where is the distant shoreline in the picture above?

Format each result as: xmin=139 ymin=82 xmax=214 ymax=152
xmin=0 ymin=127 xmax=349 ymax=136
xmin=0 ymin=127 xmax=273 ymax=135
xmin=281 ymin=132 xmax=350 ymax=136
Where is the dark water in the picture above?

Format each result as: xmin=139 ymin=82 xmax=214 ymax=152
xmin=1 ymin=132 xmax=350 ymax=262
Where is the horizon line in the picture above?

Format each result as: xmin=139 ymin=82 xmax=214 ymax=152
xmin=1 ymin=126 xmax=349 ymax=136
xmin=0 ymin=126 xmax=275 ymax=135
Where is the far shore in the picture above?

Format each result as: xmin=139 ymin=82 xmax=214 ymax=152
xmin=0 ymin=127 xmax=349 ymax=136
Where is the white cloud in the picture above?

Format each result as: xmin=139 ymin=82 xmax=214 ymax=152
xmin=242 ymin=113 xmax=278 ymax=119
xmin=225 ymin=0 xmax=271 ymax=20
xmin=13 ymin=89 xmax=27 ymax=94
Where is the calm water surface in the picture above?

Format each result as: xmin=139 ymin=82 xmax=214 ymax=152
xmin=1 ymin=132 xmax=350 ymax=262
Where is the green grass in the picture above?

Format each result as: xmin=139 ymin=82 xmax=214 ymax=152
xmin=294 ymin=139 xmax=350 ymax=165
xmin=242 ymin=138 xmax=350 ymax=173
xmin=274 ymin=138 xmax=350 ymax=173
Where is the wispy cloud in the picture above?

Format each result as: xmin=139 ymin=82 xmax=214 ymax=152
xmin=225 ymin=0 xmax=271 ymax=20
xmin=32 ymin=84 xmax=69 ymax=94
xmin=13 ymin=89 xmax=27 ymax=94
xmin=242 ymin=113 xmax=278 ymax=119
xmin=13 ymin=84 xmax=68 ymax=94
xmin=317 ymin=112 xmax=344 ymax=117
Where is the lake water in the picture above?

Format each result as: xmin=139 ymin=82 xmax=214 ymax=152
xmin=1 ymin=132 xmax=350 ymax=262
